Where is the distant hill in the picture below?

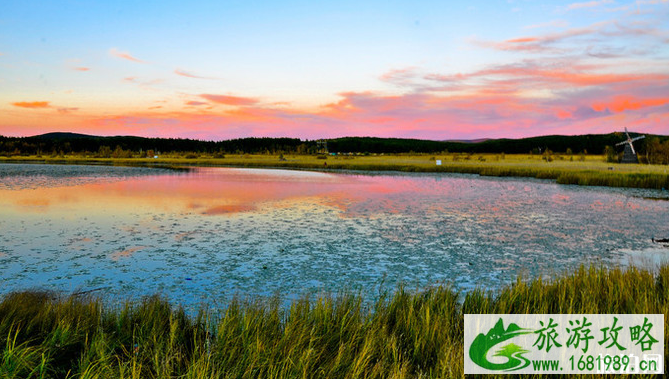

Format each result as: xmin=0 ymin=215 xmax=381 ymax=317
xmin=33 ymin=132 xmax=99 ymax=140
xmin=443 ymin=138 xmax=490 ymax=143
xmin=0 ymin=131 xmax=666 ymax=156
xmin=326 ymin=133 xmax=661 ymax=154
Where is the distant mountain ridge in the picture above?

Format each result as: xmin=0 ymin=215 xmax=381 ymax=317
xmin=443 ymin=138 xmax=490 ymax=144
xmin=34 ymin=132 xmax=127 ymax=140
xmin=0 ymin=131 xmax=664 ymax=155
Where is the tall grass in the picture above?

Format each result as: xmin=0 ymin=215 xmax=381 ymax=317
xmin=556 ymin=171 xmax=669 ymax=189
xmin=1 ymin=264 xmax=668 ymax=378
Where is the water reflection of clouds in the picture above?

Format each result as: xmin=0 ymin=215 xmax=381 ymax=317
xmin=174 ymin=231 xmax=198 ymax=242
xmin=3 ymin=168 xmax=450 ymax=219
xmin=15 ymin=198 xmax=51 ymax=210
xmin=109 ymin=246 xmax=145 ymax=261
xmin=201 ymin=204 xmax=256 ymax=215
xmin=1 ymin=166 xmax=669 ymax=309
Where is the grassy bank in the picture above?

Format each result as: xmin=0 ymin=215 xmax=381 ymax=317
xmin=1 ymin=264 xmax=667 ymax=378
xmin=3 ymin=153 xmax=669 ymax=190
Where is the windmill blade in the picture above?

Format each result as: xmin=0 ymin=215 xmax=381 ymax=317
xmin=624 ymin=127 xmax=631 ymax=139
xmin=615 ymin=141 xmax=628 ymax=146
xmin=630 ymin=135 xmax=645 ymax=142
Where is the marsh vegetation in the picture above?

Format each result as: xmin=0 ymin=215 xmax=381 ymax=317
xmin=1 ymin=264 xmax=667 ymax=378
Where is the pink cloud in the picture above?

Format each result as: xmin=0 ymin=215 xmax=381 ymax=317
xmin=470 ymin=16 xmax=669 ymax=57
xmin=556 ymin=109 xmax=575 ymax=119
xmin=18 ymin=80 xmax=668 ymax=140
xmin=379 ymin=67 xmax=419 ymax=86
xmin=77 ymin=52 xmax=669 ymax=141
xmin=200 ymin=94 xmax=259 ymax=106
xmin=424 ymin=60 xmax=669 ymax=91
xmin=174 ymin=69 xmax=213 ymax=79
xmin=73 ymin=67 xmax=90 ymax=71
xmin=474 ymin=22 xmax=607 ymax=53
xmin=7 ymin=45 xmax=669 ymax=141
xmin=592 ymin=96 xmax=669 ymax=113
xmin=506 ymin=37 xmax=539 ymax=43
xmin=109 ymin=48 xmax=145 ymax=63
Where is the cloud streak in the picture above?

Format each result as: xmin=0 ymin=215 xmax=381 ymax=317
xmin=109 ymin=48 xmax=146 ymax=63
xmin=11 ymin=101 xmax=50 ymax=108
xmin=201 ymin=94 xmax=259 ymax=106
xmin=174 ymin=68 xmax=214 ymax=79
xmin=57 ymin=107 xmax=79 ymax=114
xmin=566 ymin=0 xmax=614 ymax=11
xmin=473 ymin=21 xmax=613 ymax=54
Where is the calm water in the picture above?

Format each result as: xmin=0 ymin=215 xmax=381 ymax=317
xmin=1 ymin=164 xmax=669 ymax=307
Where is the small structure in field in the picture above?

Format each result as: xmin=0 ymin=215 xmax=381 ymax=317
xmin=616 ymin=127 xmax=645 ymax=163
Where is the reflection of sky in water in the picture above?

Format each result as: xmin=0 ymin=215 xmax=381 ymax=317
xmin=1 ymin=164 xmax=669 ymax=307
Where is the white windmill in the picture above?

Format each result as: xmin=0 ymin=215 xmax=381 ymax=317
xmin=616 ymin=127 xmax=645 ymax=163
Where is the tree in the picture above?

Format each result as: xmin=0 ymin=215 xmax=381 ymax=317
xmin=98 ymin=146 xmax=112 ymax=158
xmin=647 ymin=138 xmax=669 ymax=165
xmin=603 ymin=146 xmax=617 ymax=163
xmin=111 ymin=145 xmax=133 ymax=158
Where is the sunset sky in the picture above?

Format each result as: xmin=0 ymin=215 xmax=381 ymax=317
xmin=1 ymin=0 xmax=668 ymax=140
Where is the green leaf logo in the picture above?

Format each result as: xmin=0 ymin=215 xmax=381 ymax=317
xmin=469 ymin=318 xmax=534 ymax=371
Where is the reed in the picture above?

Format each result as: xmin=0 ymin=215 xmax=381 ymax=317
xmin=1 ymin=264 xmax=667 ymax=378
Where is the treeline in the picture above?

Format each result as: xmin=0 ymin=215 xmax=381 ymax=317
xmin=1 ymin=132 xmax=668 ymax=162
xmin=0 ymin=133 xmax=312 ymax=157
xmin=328 ymin=133 xmax=665 ymax=155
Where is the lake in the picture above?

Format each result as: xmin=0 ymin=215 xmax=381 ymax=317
xmin=1 ymin=163 xmax=668 ymax=307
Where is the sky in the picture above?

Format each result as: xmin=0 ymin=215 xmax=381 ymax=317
xmin=1 ymin=0 xmax=668 ymax=140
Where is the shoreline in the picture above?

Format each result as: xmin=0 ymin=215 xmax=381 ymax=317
xmin=2 ymin=154 xmax=669 ymax=190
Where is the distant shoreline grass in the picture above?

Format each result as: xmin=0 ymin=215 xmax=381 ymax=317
xmin=2 ymin=153 xmax=669 ymax=190
xmin=1 ymin=264 xmax=667 ymax=378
